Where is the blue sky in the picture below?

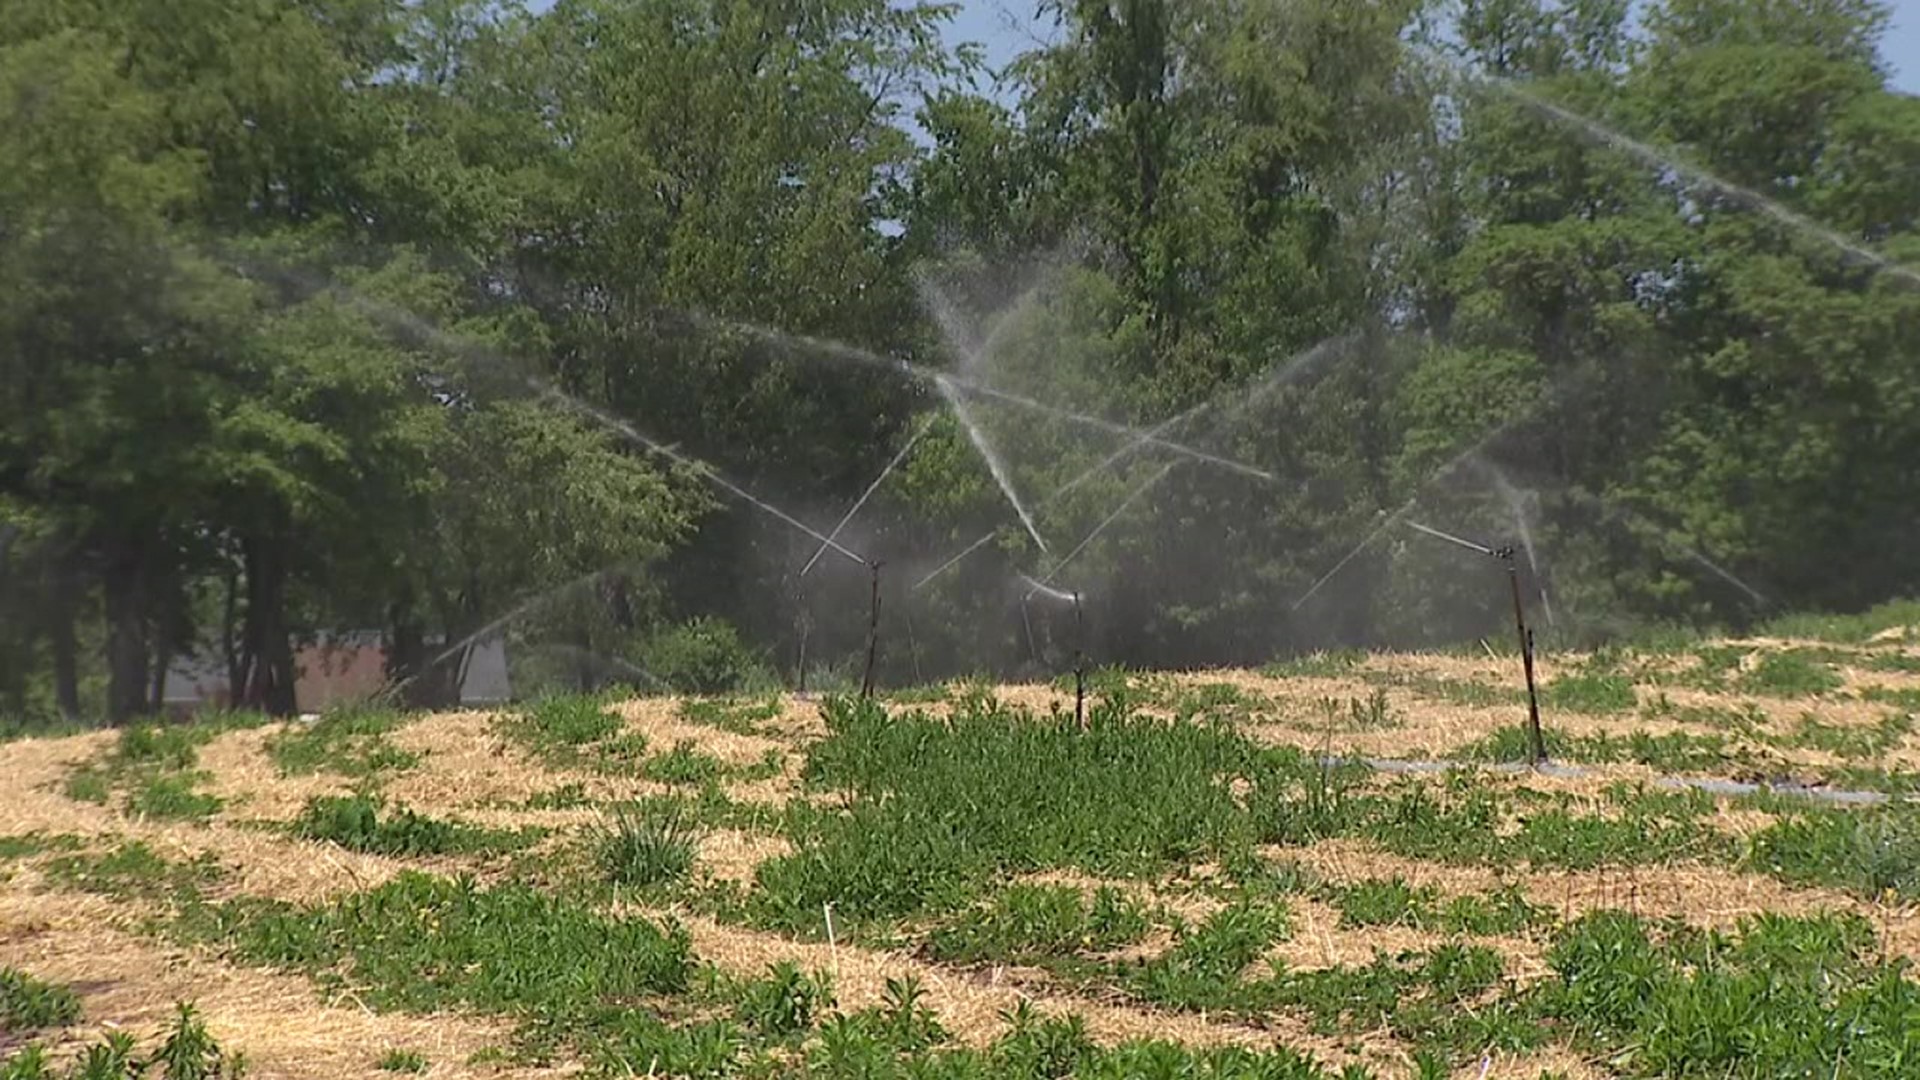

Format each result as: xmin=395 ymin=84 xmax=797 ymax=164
xmin=943 ymin=0 xmax=1920 ymax=94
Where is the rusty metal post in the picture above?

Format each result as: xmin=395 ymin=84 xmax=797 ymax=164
xmin=860 ymin=561 xmax=882 ymax=700
xmin=1500 ymin=545 xmax=1546 ymax=766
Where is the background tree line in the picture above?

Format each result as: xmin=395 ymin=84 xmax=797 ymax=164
xmin=2 ymin=0 xmax=1916 ymax=725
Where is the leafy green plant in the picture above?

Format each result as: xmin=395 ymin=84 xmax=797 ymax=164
xmin=641 ymin=740 xmax=724 ymax=785
xmin=266 ymin=707 xmax=417 ymax=779
xmin=290 ymin=795 xmax=531 ymax=858
xmin=733 ymin=962 xmax=832 ymax=1038
xmin=1542 ymin=670 xmax=1636 ymax=714
xmin=925 ymin=883 xmax=1151 ymax=965
xmin=679 ymin=697 xmax=781 ymax=735
xmin=1759 ymin=600 xmax=1920 ymax=644
xmin=1740 ymin=650 xmax=1844 ymax=697
xmin=126 ymin=773 xmax=223 ymax=822
xmin=642 ymin=618 xmax=775 ymax=695
xmin=374 ymin=1049 xmax=426 ymax=1073
xmin=0 ymin=967 xmax=81 ymax=1035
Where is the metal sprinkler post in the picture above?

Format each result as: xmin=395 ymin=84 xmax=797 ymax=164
xmin=1495 ymin=543 xmax=1547 ymax=766
xmin=1072 ymin=590 xmax=1087 ymax=729
xmin=1406 ymin=522 xmax=1548 ymax=767
xmin=860 ymin=561 xmax=883 ymax=699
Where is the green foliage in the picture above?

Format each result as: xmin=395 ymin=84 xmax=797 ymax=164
xmin=1739 ymin=651 xmax=1846 ymax=697
xmin=219 ymin=872 xmax=693 ymax=1015
xmin=592 ymin=809 xmax=698 ymax=888
xmin=641 ymin=741 xmax=725 ymax=786
xmin=1759 ymin=601 xmax=1920 ymax=644
xmin=266 ymin=708 xmax=417 ymax=780
xmin=0 ymin=967 xmax=81 ymax=1035
xmin=126 ymin=773 xmax=223 ymax=823
xmin=754 ymin=695 xmax=1280 ymax=926
xmin=43 ymin=842 xmax=222 ymax=904
xmin=374 ymin=1050 xmax=426 ymax=1073
xmin=1 ymin=1003 xmax=244 ymax=1079
xmin=678 ymin=698 xmax=781 ymax=736
xmin=733 ymin=963 xmax=833 ymax=1038
xmin=641 ymin=620 xmax=775 ymax=696
xmin=1539 ymin=911 xmax=1920 ymax=1077
xmin=1745 ymin=804 xmax=1920 ymax=899
xmin=1542 ymin=671 xmax=1637 ymax=714
xmin=925 ymin=884 xmax=1152 ymax=966
xmin=290 ymin=796 xmax=531 ymax=858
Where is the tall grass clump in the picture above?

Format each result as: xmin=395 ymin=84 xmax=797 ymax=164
xmin=592 ymin=808 xmax=697 ymax=888
xmin=1759 ymin=600 xmax=1920 ymax=644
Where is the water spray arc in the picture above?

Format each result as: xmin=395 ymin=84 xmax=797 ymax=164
xmin=705 ymin=315 xmax=1274 ymax=481
xmin=1022 ymin=576 xmax=1090 ymax=728
xmin=1406 ymin=521 xmax=1548 ymax=767
xmin=801 ymin=414 xmax=934 ymax=577
xmin=937 ymin=375 xmax=1050 ymax=553
xmin=531 ymin=380 xmax=868 ymax=567
xmin=1420 ymin=48 xmax=1920 ymax=291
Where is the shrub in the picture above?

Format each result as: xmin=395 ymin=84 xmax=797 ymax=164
xmin=641 ymin=618 xmax=774 ymax=695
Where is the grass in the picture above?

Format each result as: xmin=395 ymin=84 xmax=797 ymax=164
xmin=592 ymin=808 xmax=698 ymax=888
xmin=1758 ymin=599 xmax=1920 ymax=643
xmin=0 ymin=967 xmax=81 ymax=1035
xmin=375 ymin=1048 xmax=428 ymax=1072
xmin=1739 ymin=650 xmax=1845 ymax=697
xmin=923 ymin=883 xmax=1153 ymax=966
xmin=1744 ymin=802 xmax=1920 ymax=899
xmin=1263 ymin=649 xmax=1366 ymax=678
xmin=499 ymin=693 xmax=650 ymax=771
xmin=751 ymin=694 xmax=1283 ymax=928
xmin=266 ymin=705 xmax=419 ymax=779
xmin=61 ymin=721 xmax=242 ymax=821
xmin=1541 ymin=670 xmax=1637 ymax=714
xmin=679 ymin=697 xmax=781 ymax=735
xmin=42 ymin=841 xmax=223 ymax=904
xmin=641 ymin=740 xmax=725 ymax=785
xmin=291 ymin=795 xmax=536 ymax=858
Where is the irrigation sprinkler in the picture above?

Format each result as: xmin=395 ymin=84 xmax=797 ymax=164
xmin=1406 ymin=522 xmax=1548 ymax=766
xmin=860 ymin=561 xmax=884 ymax=700
xmin=1072 ymin=589 xmax=1087 ymax=729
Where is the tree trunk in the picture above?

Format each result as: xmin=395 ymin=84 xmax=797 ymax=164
xmin=240 ymin=533 xmax=298 ymax=716
xmin=102 ymin=537 xmax=151 ymax=725
xmin=47 ymin=556 xmax=81 ymax=721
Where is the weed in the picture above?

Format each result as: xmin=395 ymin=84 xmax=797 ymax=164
xmin=291 ymin=795 xmax=532 ymax=858
xmin=524 ymin=783 xmax=592 ymax=810
xmin=1124 ymin=901 xmax=1290 ymax=1012
xmin=1542 ymin=671 xmax=1636 ymax=714
xmin=925 ymin=884 xmax=1151 ymax=965
xmin=733 ymin=962 xmax=832 ymax=1038
xmin=1740 ymin=650 xmax=1844 ymax=697
xmin=0 ymin=834 xmax=82 ymax=863
xmin=1538 ymin=910 xmax=1920 ymax=1077
xmin=375 ymin=1049 xmax=427 ymax=1073
xmin=219 ymin=871 xmax=692 ymax=1015
xmin=754 ymin=695 xmax=1278 ymax=927
xmin=266 ymin=706 xmax=417 ymax=779
xmin=2 ymin=1003 xmax=244 ymax=1079
xmin=61 ymin=770 xmax=110 ymax=805
xmin=642 ymin=741 xmax=724 ymax=786
xmin=43 ymin=842 xmax=222 ymax=904
xmin=1745 ymin=804 xmax=1920 ymax=899
xmin=1398 ymin=676 xmax=1517 ymax=708
xmin=1263 ymin=650 xmax=1366 ymax=678
xmin=1346 ymin=689 xmax=1399 ymax=731
xmin=679 ymin=698 xmax=781 ymax=736
xmin=593 ymin=809 xmax=697 ymax=888
xmin=1759 ymin=600 xmax=1920 ymax=644
xmin=1780 ymin=712 xmax=1913 ymax=760
xmin=0 ymin=968 xmax=81 ymax=1034
xmin=126 ymin=773 xmax=223 ymax=822
xmin=1334 ymin=878 xmax=1438 ymax=929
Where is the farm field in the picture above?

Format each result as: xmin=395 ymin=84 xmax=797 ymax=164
xmin=4 ymin=630 xmax=1920 ymax=1079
